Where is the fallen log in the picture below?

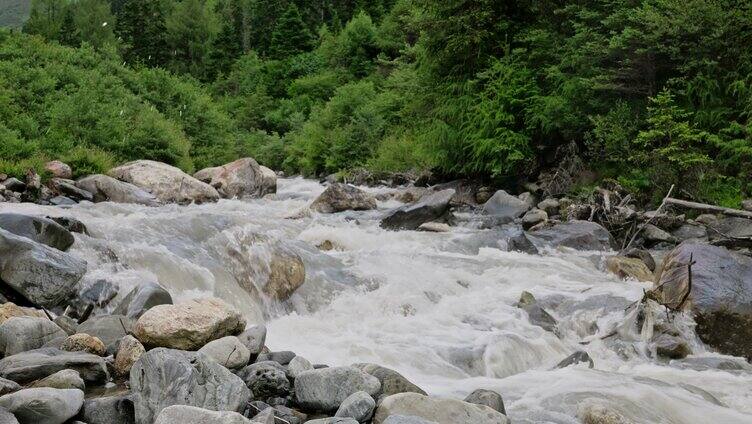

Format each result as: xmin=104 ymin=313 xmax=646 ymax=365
xmin=664 ymin=198 xmax=752 ymax=219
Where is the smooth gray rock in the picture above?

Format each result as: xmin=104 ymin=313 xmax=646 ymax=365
xmin=517 ymin=292 xmax=557 ymax=333
xmin=238 ymin=325 xmax=266 ymax=356
xmin=506 ymin=230 xmax=539 ymax=255
xmin=653 ymin=333 xmax=691 ymax=359
xmin=382 ymin=415 xmax=438 ymax=424
xmin=295 ymin=366 xmax=381 ymax=412
xmin=0 ymin=348 xmax=108 ymax=385
xmin=48 ymin=196 xmax=76 ymax=206
xmin=193 ymin=158 xmax=276 ymax=199
xmin=0 ymin=388 xmax=84 ymax=424
xmin=672 ymin=224 xmax=707 ymax=242
xmin=373 ymin=393 xmax=508 ymax=424
xmin=0 ymin=317 xmax=66 ymax=356
xmin=29 ymin=369 xmax=84 ymax=390
xmin=48 ymin=179 xmax=93 ymax=202
xmin=249 ymin=408 xmax=275 ymax=423
xmin=335 ymin=391 xmax=375 ymax=422
xmin=77 ymin=394 xmax=135 ymax=424
xmin=237 ymin=361 xmax=290 ymax=401
xmin=0 ymin=407 xmax=18 ymax=424
xmin=52 ymin=316 xmax=78 ymax=336
xmin=483 ymin=190 xmax=530 ymax=219
xmin=286 ymin=355 xmax=313 ymax=380
xmin=154 ymin=405 xmax=251 ymax=424
xmin=528 ymin=220 xmax=616 ymax=251
xmin=256 ymin=350 xmax=296 ymax=365
xmin=198 ymin=336 xmax=250 ymax=370
xmin=77 ymin=315 xmax=133 ymax=354
xmin=0 ymin=378 xmax=20 ymax=396
xmin=381 ymin=189 xmax=455 ymax=231
xmin=129 ymin=348 xmax=250 ymax=424
xmin=351 ymin=364 xmax=425 ymax=398
xmin=521 ymin=208 xmax=547 ymax=230
xmin=0 ymin=229 xmax=86 ymax=309
xmin=556 ymin=351 xmax=594 ymax=369
xmin=310 ymin=184 xmax=377 ymax=213
xmin=113 ymin=282 xmax=172 ymax=319
xmin=463 ymin=389 xmax=505 ymax=415
xmin=75 ymin=174 xmax=159 ymax=206
xmin=0 ymin=213 xmax=75 ymax=251
xmin=306 ymin=418 xmax=358 ymax=424
xmin=109 ymin=161 xmax=219 ymax=204
xmin=642 ymin=224 xmax=676 ymax=245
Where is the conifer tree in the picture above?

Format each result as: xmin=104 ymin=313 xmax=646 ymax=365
xmin=116 ymin=0 xmax=168 ymax=66
xmin=269 ymin=3 xmax=314 ymax=59
xmin=58 ymin=7 xmax=79 ymax=47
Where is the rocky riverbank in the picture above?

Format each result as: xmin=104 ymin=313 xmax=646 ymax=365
xmin=0 ymin=158 xmax=752 ymax=423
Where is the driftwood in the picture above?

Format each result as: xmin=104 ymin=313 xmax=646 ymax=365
xmin=664 ymin=198 xmax=752 ymax=219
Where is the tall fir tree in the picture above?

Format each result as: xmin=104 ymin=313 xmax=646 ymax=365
xmin=116 ymin=0 xmax=168 ymax=66
xmin=71 ymin=0 xmax=117 ymax=48
xmin=208 ymin=0 xmax=245 ymax=78
xmin=58 ymin=7 xmax=80 ymax=47
xmin=269 ymin=3 xmax=314 ymax=59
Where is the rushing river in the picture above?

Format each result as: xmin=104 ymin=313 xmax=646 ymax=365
xmin=3 ymin=178 xmax=752 ymax=423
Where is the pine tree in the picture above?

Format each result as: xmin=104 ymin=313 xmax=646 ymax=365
xmin=116 ymin=0 xmax=168 ymax=66
xmin=208 ymin=0 xmax=244 ymax=77
xmin=71 ymin=0 xmax=117 ymax=48
xmin=23 ymin=0 xmax=66 ymax=40
xmin=58 ymin=7 xmax=80 ymax=47
xmin=269 ymin=4 xmax=314 ymax=59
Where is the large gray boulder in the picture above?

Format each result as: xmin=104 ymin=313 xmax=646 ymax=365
xmin=654 ymin=242 xmax=752 ymax=359
xmin=154 ymin=405 xmax=251 ymax=424
xmin=335 ymin=391 xmax=376 ymax=423
xmin=0 ymin=407 xmax=18 ymax=424
xmin=482 ymin=190 xmax=530 ymax=221
xmin=75 ymin=174 xmax=159 ymax=206
xmin=310 ymin=184 xmax=377 ymax=213
xmin=109 ymin=160 xmax=219 ymax=204
xmin=129 ymin=348 xmax=250 ymax=424
xmin=0 ymin=317 xmax=66 ymax=356
xmin=381 ymin=189 xmax=455 ymax=231
xmin=382 ymin=416 xmax=437 ymax=424
xmin=198 ymin=336 xmax=250 ymax=370
xmin=528 ymin=220 xmax=616 ymax=251
xmin=0 ymin=378 xmax=20 ymax=396
xmin=77 ymin=315 xmax=134 ymax=354
xmin=113 ymin=282 xmax=173 ymax=319
xmin=0 ymin=388 xmax=84 ymax=424
xmin=0 ymin=229 xmax=86 ymax=309
xmin=351 ymin=364 xmax=426 ymax=398
xmin=77 ymin=394 xmax=135 ymax=424
xmin=193 ymin=158 xmax=276 ymax=199
xmin=463 ymin=389 xmax=505 ymax=415
xmin=373 ymin=393 xmax=508 ymax=424
xmin=0 ymin=213 xmax=74 ymax=251
xmin=237 ymin=325 xmax=266 ymax=357
xmin=29 ymin=369 xmax=84 ymax=390
xmin=295 ymin=366 xmax=381 ymax=412
xmin=237 ymin=361 xmax=290 ymax=402
xmin=0 ymin=348 xmax=108 ymax=385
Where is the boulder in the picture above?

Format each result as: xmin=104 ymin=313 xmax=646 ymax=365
xmin=109 ymin=160 xmax=219 ymax=204
xmin=46 ymin=216 xmax=87 ymax=235
xmin=381 ymin=189 xmax=455 ymax=231
xmin=44 ymin=161 xmax=72 ymax=180
xmin=537 ymin=198 xmax=560 ymax=216
xmin=335 ymin=391 xmax=376 ymax=423
xmin=671 ymin=224 xmax=707 ymax=242
xmin=61 ymin=333 xmax=106 ymax=356
xmin=311 ymin=184 xmax=377 ymax=213
xmin=29 ymin=369 xmax=84 ymax=390
xmin=351 ymin=364 xmax=426 ymax=398
xmin=2 ymin=178 xmax=24 ymax=193
xmin=382 ymin=416 xmax=437 ymax=424
xmin=198 ymin=336 xmax=250 ymax=370
xmin=263 ymin=246 xmax=305 ymax=301
xmin=48 ymin=179 xmax=93 ymax=202
xmin=237 ymin=325 xmax=266 ymax=357
xmin=0 ymin=213 xmax=74 ymax=251
xmin=505 ymin=230 xmax=539 ymax=255
xmin=0 ymin=229 xmax=86 ymax=309
xmin=654 ymin=242 xmax=752 ymax=359
xmin=255 ymin=350 xmax=296 ymax=365
xmin=483 ymin=190 xmax=530 ymax=220
xmin=237 ymin=361 xmax=290 ymax=402
xmin=517 ymin=291 xmax=557 ymax=333
xmin=653 ymin=333 xmax=691 ymax=359
xmin=77 ymin=394 xmax=135 ymax=424
xmin=154 ymin=405 xmax=251 ymax=424
xmin=77 ymin=315 xmax=134 ymax=354
xmin=133 ymin=298 xmax=245 ymax=350
xmin=306 ymin=418 xmax=358 ymax=424
xmin=286 ymin=355 xmax=313 ymax=380
xmin=605 ymin=256 xmax=654 ymax=282
xmin=193 ymin=158 xmax=276 ymax=199
xmin=295 ymin=366 xmax=381 ymax=412
xmin=556 ymin=351 xmax=594 ymax=369
xmin=521 ymin=208 xmax=547 ymax=230
xmin=0 ymin=378 xmax=20 ymax=396
xmin=113 ymin=335 xmax=145 ymax=378
xmin=463 ymin=389 xmax=505 ymax=415
xmin=75 ymin=174 xmax=159 ymax=206
xmin=130 ymin=348 xmax=250 ymax=424
xmin=373 ymin=393 xmax=508 ymax=424
xmin=529 ymin=220 xmax=616 ymax=251
xmin=709 ymin=217 xmax=752 ymax=240
xmin=0 ymin=388 xmax=84 ymax=424
xmin=417 ymin=222 xmax=451 ymax=233
xmin=113 ymin=282 xmax=173 ymax=319
xmin=642 ymin=224 xmax=676 ymax=245
xmin=48 ymin=196 xmax=76 ymax=206
xmin=0 ymin=407 xmax=18 ymax=424
xmin=742 ymin=199 xmax=752 ymax=212
xmin=71 ymin=279 xmax=118 ymax=317
xmin=623 ymin=248 xmax=656 ymax=272
xmin=0 ymin=317 xmax=66 ymax=356
xmin=0 ymin=348 xmax=108 ymax=385
xmin=577 ymin=402 xmax=629 ymax=424
xmin=0 ymin=303 xmax=46 ymax=325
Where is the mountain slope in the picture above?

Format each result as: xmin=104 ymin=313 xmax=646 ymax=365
xmin=0 ymin=0 xmax=31 ymax=28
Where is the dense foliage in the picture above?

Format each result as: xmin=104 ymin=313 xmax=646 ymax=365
xmin=2 ymin=0 xmax=751 ymax=206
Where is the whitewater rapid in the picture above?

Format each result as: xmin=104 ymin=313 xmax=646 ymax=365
xmin=3 ymin=178 xmax=752 ymax=423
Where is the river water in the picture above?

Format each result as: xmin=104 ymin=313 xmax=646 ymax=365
xmin=3 ymin=178 xmax=752 ymax=423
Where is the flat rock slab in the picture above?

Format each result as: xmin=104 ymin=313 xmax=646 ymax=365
xmin=0 ymin=348 xmax=108 ymax=385
xmin=381 ymin=189 xmax=455 ymax=231
xmin=0 ymin=213 xmax=74 ymax=251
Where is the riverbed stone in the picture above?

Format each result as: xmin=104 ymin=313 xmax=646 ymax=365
xmin=198 ymin=336 xmax=250 ymax=370
xmin=44 ymin=161 xmax=72 ymax=180
xmin=77 ymin=315 xmax=133 ymax=354
xmin=373 ymin=393 xmax=508 ymax=424
xmin=0 ymin=407 xmax=18 ymax=424
xmin=623 ymin=248 xmax=656 ymax=272
xmin=0 ymin=303 xmax=46 ymax=325
xmin=154 ymin=405 xmax=251 ymax=424
xmin=0 ymin=317 xmax=66 ymax=356
xmin=0 ymin=378 xmax=20 ymax=396
xmin=381 ymin=189 xmax=455 ymax=231
xmin=133 ymin=298 xmax=245 ymax=350
xmin=263 ymin=246 xmax=306 ymax=301
xmin=113 ymin=282 xmax=173 ymax=319
xmin=311 ymin=183 xmax=377 ymax=213
xmin=522 ymin=208 xmax=547 ymax=230
xmin=671 ymin=224 xmax=707 ymax=242
xmin=537 ymin=198 xmax=560 ymax=216
xmin=287 ymin=355 xmax=313 ymax=380
xmin=130 ymin=348 xmax=250 ymax=424
xmin=382 ymin=416 xmax=438 ymax=424
xmin=237 ymin=361 xmax=290 ymax=401
xmin=238 ymin=325 xmax=266 ymax=357
xmin=605 ymin=256 xmax=654 ymax=282
xmin=109 ymin=160 xmax=219 ymax=204
xmin=483 ymin=190 xmax=530 ymax=221
xmin=306 ymin=418 xmax=358 ymax=424
xmin=0 ymin=348 xmax=108 ymax=384
xmin=529 ymin=220 xmax=616 ymax=251
xmin=114 ymin=335 xmax=145 ymax=378
xmin=0 ymin=229 xmax=86 ymax=309
xmin=352 ymin=364 xmax=426 ymax=398
xmin=75 ymin=174 xmax=159 ymax=206
xmin=295 ymin=366 xmax=381 ymax=412
xmin=29 ymin=369 xmax=84 ymax=390
xmin=0 ymin=213 xmax=74 ymax=251
xmin=517 ymin=292 xmax=557 ymax=333
xmin=653 ymin=333 xmax=691 ymax=359
xmin=335 ymin=391 xmax=376 ymax=422
xmin=0 ymin=387 xmax=84 ymax=424
xmin=642 ymin=224 xmax=676 ymax=245
xmin=463 ymin=389 xmax=505 ymax=415
xmin=556 ymin=351 xmax=594 ymax=369
xmin=194 ymin=157 xmax=276 ymax=199
xmin=77 ymin=394 xmax=135 ymax=424
xmin=61 ymin=333 xmax=106 ymax=356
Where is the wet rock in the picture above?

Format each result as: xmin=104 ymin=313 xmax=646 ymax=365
xmin=76 ymin=174 xmax=159 ymax=206
xmin=335 ymin=391 xmax=375 ymax=422
xmin=198 ymin=336 xmax=250 ymax=370
xmin=482 ymin=190 xmax=530 ymax=220
xmin=44 ymin=161 xmax=72 ymax=180
xmin=537 ymin=198 xmax=560 ymax=216
xmin=506 ymin=230 xmax=539 ymax=255
xmin=653 ymin=333 xmax=691 ymax=359
xmin=61 ymin=333 xmax=106 ymax=356
xmin=154 ymin=405 xmax=251 ymax=424
xmin=48 ymin=196 xmax=76 ymax=206
xmin=352 ymin=364 xmax=426 ymax=398
xmin=114 ymin=335 xmax=145 ymax=378
xmin=77 ymin=394 xmax=135 ymax=424
xmin=109 ymin=160 xmax=219 ymax=204
xmin=605 ymin=256 xmax=654 ymax=282
xmin=373 ymin=393 xmax=508 ymax=424
xmin=517 ymin=292 xmax=557 ymax=333
xmin=311 ymin=183 xmax=377 ymax=213
xmin=286 ymin=356 xmax=313 ymax=381
xmin=394 ymin=187 xmax=427 ymax=204
xmin=0 ymin=378 xmax=20 ymax=396
xmin=418 ymin=222 xmax=451 ymax=233
xmin=71 ymin=278 xmax=119 ymax=317
xmin=29 ymin=369 xmax=84 ymax=390
xmin=0 ymin=317 xmax=65 ymax=356
xmin=237 ymin=361 xmax=290 ymax=401
xmin=529 ymin=220 xmax=616 ymax=251
xmin=577 ymin=402 xmax=629 ymax=424
xmin=133 ymin=298 xmax=245 ymax=350
xmin=238 ymin=325 xmax=266 ymax=357
xmin=0 ymin=387 xmax=84 ymax=424
xmin=642 ymin=224 xmax=676 ymax=246
xmin=77 ymin=315 xmax=133 ymax=354
xmin=381 ymin=189 xmax=455 ymax=231
xmin=522 ymin=208 xmax=547 ymax=230
xmin=263 ymin=247 xmax=306 ymax=301
xmin=295 ymin=366 xmax=381 ymax=412
xmin=463 ymin=389 xmax=505 ymax=415
xmin=654 ymin=242 xmax=752 ymax=359
xmin=48 ymin=179 xmax=93 ymax=202
xmin=130 ymin=348 xmax=250 ymax=424
xmin=0 ymin=229 xmax=86 ymax=309
xmin=0 ymin=348 xmax=108 ymax=385
xmin=623 ymin=248 xmax=656 ymax=272
xmin=556 ymin=351 xmax=594 ymax=369
xmin=113 ymin=282 xmax=173 ymax=319
xmin=0 ymin=213 xmax=75 ymax=251
xmin=194 ymin=158 xmax=276 ymax=199
xmin=46 ymin=216 xmax=87 ymax=235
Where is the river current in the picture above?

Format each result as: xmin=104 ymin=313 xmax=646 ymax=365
xmin=3 ymin=177 xmax=752 ymax=423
